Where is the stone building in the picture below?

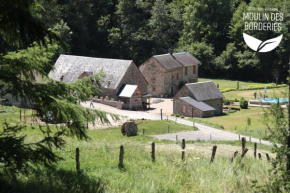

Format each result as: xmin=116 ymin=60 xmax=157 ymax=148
xmin=118 ymin=85 xmax=143 ymax=110
xmin=173 ymin=81 xmax=224 ymax=117
xmin=139 ymin=52 xmax=201 ymax=97
xmin=48 ymin=54 xmax=148 ymax=102
xmin=175 ymin=97 xmax=215 ymax=118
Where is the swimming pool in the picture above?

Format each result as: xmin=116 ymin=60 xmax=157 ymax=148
xmin=260 ymin=98 xmax=288 ymax=103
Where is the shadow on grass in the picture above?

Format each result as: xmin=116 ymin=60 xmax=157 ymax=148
xmin=0 ymin=169 xmax=105 ymax=193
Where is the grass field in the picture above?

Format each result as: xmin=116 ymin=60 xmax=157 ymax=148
xmin=199 ymin=78 xmax=267 ymax=89
xmin=189 ymin=107 xmax=269 ymax=139
xmin=0 ymin=105 xmax=273 ymax=193
xmin=223 ymin=87 xmax=287 ymax=100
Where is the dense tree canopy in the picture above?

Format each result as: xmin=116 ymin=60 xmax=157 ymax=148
xmin=21 ymin=0 xmax=289 ymax=82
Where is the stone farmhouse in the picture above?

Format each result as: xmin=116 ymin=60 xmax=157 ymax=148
xmin=48 ymin=54 xmax=149 ymax=109
xmin=173 ymin=81 xmax=224 ymax=118
xmin=139 ymin=52 xmax=201 ymax=97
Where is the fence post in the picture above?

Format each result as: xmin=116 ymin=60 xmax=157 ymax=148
xmin=160 ymin=109 xmax=163 ymax=120
xmin=20 ymin=109 xmax=22 ymax=121
xmin=143 ymin=128 xmax=145 ymax=135
xmin=249 ymin=137 xmax=251 ymax=142
xmin=258 ymin=153 xmax=262 ymax=160
xmin=210 ymin=146 xmax=217 ymax=163
xmin=241 ymin=148 xmax=248 ymax=158
xmin=230 ymin=151 xmax=238 ymax=163
xmin=176 ymin=135 xmax=178 ymax=144
xmin=237 ymin=81 xmax=239 ymax=90
xmin=254 ymin=143 xmax=257 ymax=158
xmin=181 ymin=139 xmax=185 ymax=161
xmin=23 ymin=108 xmax=26 ymax=121
xmin=239 ymin=134 xmax=240 ymax=140
xmin=266 ymin=153 xmax=270 ymax=162
xmin=242 ymin=137 xmax=246 ymax=153
xmin=210 ymin=134 xmax=212 ymax=141
xmin=76 ymin=148 xmax=80 ymax=175
xmin=119 ymin=145 xmax=124 ymax=169
xmin=259 ymin=139 xmax=261 ymax=145
xmin=151 ymin=142 xmax=155 ymax=162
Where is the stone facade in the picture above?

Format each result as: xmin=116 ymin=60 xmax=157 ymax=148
xmin=202 ymin=99 xmax=223 ymax=115
xmin=139 ymin=52 xmax=200 ymax=97
xmin=118 ymin=87 xmax=143 ymax=110
xmin=96 ymin=62 xmax=148 ymax=100
xmin=173 ymin=81 xmax=224 ymax=116
xmin=173 ymin=99 xmax=214 ymax=118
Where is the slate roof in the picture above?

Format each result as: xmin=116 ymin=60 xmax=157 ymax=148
xmin=179 ymin=97 xmax=216 ymax=111
xmin=153 ymin=52 xmax=201 ymax=70
xmin=48 ymin=54 xmax=133 ymax=89
xmin=185 ymin=81 xmax=224 ymax=101
xmin=118 ymin=85 xmax=138 ymax=98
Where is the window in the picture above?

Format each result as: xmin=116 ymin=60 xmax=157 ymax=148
xmin=153 ymin=87 xmax=156 ymax=91
xmin=151 ymin=77 xmax=156 ymax=83
xmin=185 ymin=67 xmax=188 ymax=75
xmin=176 ymin=73 xmax=179 ymax=80
xmin=193 ymin=65 xmax=196 ymax=74
xmin=182 ymin=105 xmax=186 ymax=113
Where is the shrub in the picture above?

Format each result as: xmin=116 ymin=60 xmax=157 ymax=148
xmin=234 ymin=98 xmax=239 ymax=102
xmin=224 ymin=99 xmax=230 ymax=105
xmin=240 ymin=98 xmax=248 ymax=109
xmin=175 ymin=114 xmax=180 ymax=117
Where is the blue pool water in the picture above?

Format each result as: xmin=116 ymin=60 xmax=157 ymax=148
xmin=260 ymin=98 xmax=288 ymax=103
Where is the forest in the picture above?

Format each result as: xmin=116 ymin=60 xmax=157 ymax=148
xmin=2 ymin=0 xmax=290 ymax=82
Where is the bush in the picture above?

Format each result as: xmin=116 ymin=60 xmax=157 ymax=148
xmin=224 ymin=99 xmax=230 ymax=105
xmin=240 ymin=98 xmax=248 ymax=109
xmin=175 ymin=114 xmax=180 ymax=117
xmin=234 ymin=98 xmax=239 ymax=102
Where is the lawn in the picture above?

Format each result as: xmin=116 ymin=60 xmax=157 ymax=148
xmin=199 ymin=78 xmax=267 ymax=89
xmin=223 ymin=87 xmax=287 ymax=100
xmin=1 ymin=105 xmax=272 ymax=193
xmin=189 ymin=107 xmax=270 ymax=139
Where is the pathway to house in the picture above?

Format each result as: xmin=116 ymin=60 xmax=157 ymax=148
xmin=81 ymin=101 xmax=273 ymax=146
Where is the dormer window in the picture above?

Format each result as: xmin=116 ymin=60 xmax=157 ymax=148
xmin=107 ymin=80 xmax=111 ymax=87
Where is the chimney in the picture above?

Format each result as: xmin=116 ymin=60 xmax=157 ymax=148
xmin=168 ymin=49 xmax=173 ymax=55
xmin=183 ymin=49 xmax=187 ymax=52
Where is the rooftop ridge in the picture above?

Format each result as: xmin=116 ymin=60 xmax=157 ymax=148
xmin=153 ymin=52 xmax=187 ymax=57
xmin=186 ymin=81 xmax=213 ymax=86
xmin=59 ymin=54 xmax=133 ymax=62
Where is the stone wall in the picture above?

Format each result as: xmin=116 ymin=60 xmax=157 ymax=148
xmin=203 ymin=98 xmax=223 ymax=115
xmin=164 ymin=68 xmax=183 ymax=97
xmin=118 ymin=87 xmax=143 ymax=110
xmin=95 ymin=62 xmax=148 ymax=100
xmin=173 ymin=86 xmax=193 ymax=100
xmin=92 ymin=98 xmax=123 ymax=109
xmin=139 ymin=57 xmax=166 ymax=97
xmin=118 ymin=62 xmax=148 ymax=96
xmin=140 ymin=57 xmax=199 ymax=97
xmin=173 ymin=99 xmax=214 ymax=118
xmin=182 ymin=65 xmax=198 ymax=83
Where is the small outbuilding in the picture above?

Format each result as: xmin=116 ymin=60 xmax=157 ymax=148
xmin=118 ymin=85 xmax=143 ymax=110
xmin=173 ymin=81 xmax=224 ymax=117
xmin=175 ymin=97 xmax=215 ymax=118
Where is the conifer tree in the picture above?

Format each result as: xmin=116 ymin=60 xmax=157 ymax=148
xmin=0 ymin=0 xmax=117 ymax=174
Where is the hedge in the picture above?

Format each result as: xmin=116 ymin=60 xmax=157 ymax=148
xmin=220 ymin=84 xmax=287 ymax=93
